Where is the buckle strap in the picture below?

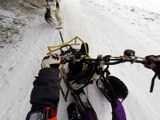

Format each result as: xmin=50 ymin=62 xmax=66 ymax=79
xmin=44 ymin=107 xmax=57 ymax=119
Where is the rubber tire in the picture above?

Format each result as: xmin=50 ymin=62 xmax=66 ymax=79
xmin=108 ymin=76 xmax=129 ymax=100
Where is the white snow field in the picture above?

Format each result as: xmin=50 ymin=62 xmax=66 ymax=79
xmin=0 ymin=0 xmax=160 ymax=120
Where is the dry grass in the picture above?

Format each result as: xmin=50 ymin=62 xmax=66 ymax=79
xmin=0 ymin=0 xmax=47 ymax=46
xmin=0 ymin=0 xmax=46 ymax=13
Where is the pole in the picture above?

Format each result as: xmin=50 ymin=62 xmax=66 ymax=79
xmin=59 ymin=29 xmax=64 ymax=43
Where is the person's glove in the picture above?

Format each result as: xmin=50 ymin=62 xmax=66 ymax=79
xmin=41 ymin=54 xmax=60 ymax=69
xmin=145 ymin=55 xmax=160 ymax=80
xmin=145 ymin=55 xmax=160 ymax=70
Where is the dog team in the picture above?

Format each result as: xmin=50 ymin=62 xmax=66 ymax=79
xmin=44 ymin=0 xmax=62 ymax=28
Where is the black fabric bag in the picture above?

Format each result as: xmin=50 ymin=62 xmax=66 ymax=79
xmin=67 ymin=103 xmax=81 ymax=120
xmin=67 ymin=103 xmax=98 ymax=120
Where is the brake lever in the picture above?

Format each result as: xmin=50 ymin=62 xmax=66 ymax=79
xmin=150 ymin=73 xmax=158 ymax=92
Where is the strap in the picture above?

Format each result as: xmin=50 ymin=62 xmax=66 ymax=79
xmin=44 ymin=107 xmax=57 ymax=120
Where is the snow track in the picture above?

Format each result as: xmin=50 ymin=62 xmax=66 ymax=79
xmin=61 ymin=0 xmax=160 ymax=120
xmin=0 ymin=14 xmax=62 ymax=119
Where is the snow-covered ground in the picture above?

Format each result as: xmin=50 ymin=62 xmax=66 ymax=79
xmin=0 ymin=0 xmax=160 ymax=120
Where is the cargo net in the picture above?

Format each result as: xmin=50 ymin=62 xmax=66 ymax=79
xmin=48 ymin=36 xmax=87 ymax=55
xmin=48 ymin=36 xmax=88 ymax=56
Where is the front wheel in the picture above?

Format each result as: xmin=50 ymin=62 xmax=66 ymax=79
xmin=108 ymin=76 xmax=129 ymax=101
xmin=96 ymin=76 xmax=129 ymax=102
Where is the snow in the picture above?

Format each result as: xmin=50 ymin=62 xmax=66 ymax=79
xmin=0 ymin=0 xmax=160 ymax=120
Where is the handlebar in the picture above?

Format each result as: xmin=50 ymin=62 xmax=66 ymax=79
xmin=60 ymin=49 xmax=146 ymax=65
xmin=59 ymin=48 xmax=158 ymax=93
xmin=79 ymin=55 xmax=146 ymax=66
